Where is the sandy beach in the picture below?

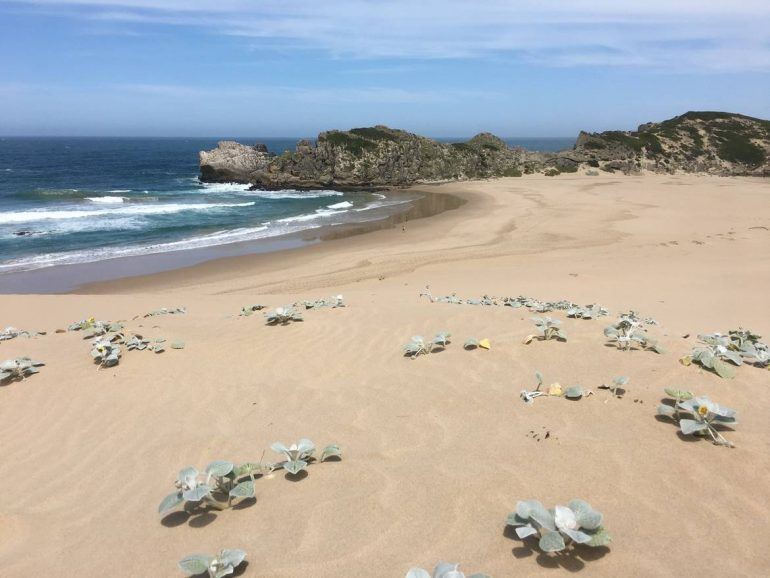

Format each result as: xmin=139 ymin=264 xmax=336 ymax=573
xmin=1 ymin=173 xmax=769 ymax=577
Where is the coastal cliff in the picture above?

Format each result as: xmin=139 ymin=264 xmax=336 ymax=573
xmin=199 ymin=112 xmax=770 ymax=187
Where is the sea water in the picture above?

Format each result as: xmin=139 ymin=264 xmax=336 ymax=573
xmin=0 ymin=136 xmax=573 ymax=274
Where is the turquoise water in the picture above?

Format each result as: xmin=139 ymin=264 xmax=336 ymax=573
xmin=0 ymin=136 xmax=574 ymax=274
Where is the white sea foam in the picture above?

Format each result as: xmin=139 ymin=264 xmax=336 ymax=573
xmin=199 ymin=182 xmax=253 ymax=193
xmin=200 ymin=183 xmax=345 ymax=200
xmin=108 ymin=189 xmax=131 ymax=193
xmin=86 ymin=196 xmax=127 ymax=204
xmin=0 ymin=201 xmax=256 ymax=225
xmin=0 ymin=224 xmax=280 ymax=272
xmin=326 ymin=201 xmax=353 ymax=209
xmin=277 ymin=208 xmax=348 ymax=224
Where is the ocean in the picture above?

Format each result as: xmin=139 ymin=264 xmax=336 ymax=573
xmin=0 ymin=136 xmax=574 ymax=276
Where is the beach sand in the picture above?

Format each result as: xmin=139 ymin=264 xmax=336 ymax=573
xmin=1 ymin=173 xmax=769 ymax=577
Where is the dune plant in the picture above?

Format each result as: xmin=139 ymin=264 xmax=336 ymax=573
xmin=0 ymin=326 xmax=45 ymax=342
xmin=178 ymin=549 xmax=246 ymax=578
xmin=265 ymin=306 xmax=304 ymax=325
xmin=727 ymin=328 xmax=770 ymax=368
xmin=68 ymin=317 xmax=124 ymax=338
xmin=657 ymin=392 xmax=737 ymax=447
xmin=403 ymin=332 xmax=451 ymax=358
xmin=523 ymin=317 xmax=566 ymax=344
xmin=125 ymin=335 xmax=166 ymax=353
xmin=681 ymin=333 xmax=742 ymax=378
xmin=419 ymin=286 xmax=464 ymax=304
xmin=566 ymin=304 xmax=608 ymax=319
xmin=239 ymin=304 xmax=266 ymax=316
xmin=158 ymin=462 xmax=262 ymax=515
xmin=599 ymin=376 xmax=628 ymax=398
xmin=564 ymin=386 xmax=585 ymax=399
xmin=143 ymin=306 xmax=186 ymax=318
xmin=406 ymin=562 xmax=490 ymax=578
xmin=90 ymin=339 xmax=121 ymax=367
xmin=464 ymin=338 xmax=490 ymax=350
xmin=0 ymin=357 xmax=44 ymax=383
xmin=297 ymin=295 xmax=345 ymax=309
xmin=604 ymin=313 xmax=663 ymax=353
xmin=683 ymin=329 xmax=769 ymax=375
xmin=465 ymin=295 xmax=496 ymax=306
xmin=520 ymin=372 xmax=589 ymax=402
xmin=270 ymin=439 xmax=341 ymax=475
xmin=507 ymin=499 xmax=611 ymax=552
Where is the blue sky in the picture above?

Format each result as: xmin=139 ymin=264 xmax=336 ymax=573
xmin=1 ymin=0 xmax=769 ymax=137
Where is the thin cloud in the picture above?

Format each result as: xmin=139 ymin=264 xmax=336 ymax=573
xmin=8 ymin=0 xmax=770 ymax=71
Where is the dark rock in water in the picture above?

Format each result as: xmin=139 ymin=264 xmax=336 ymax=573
xmin=14 ymin=230 xmax=41 ymax=236
xmin=199 ymin=112 xmax=770 ymax=187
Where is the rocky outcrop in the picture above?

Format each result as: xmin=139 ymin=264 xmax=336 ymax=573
xmin=199 ymin=141 xmax=274 ymax=183
xmin=200 ymin=126 xmax=526 ymax=189
xmin=199 ymin=112 xmax=770 ymax=187
xmin=568 ymin=112 xmax=770 ymax=175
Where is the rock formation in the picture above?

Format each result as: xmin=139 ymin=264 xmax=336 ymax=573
xmin=199 ymin=112 xmax=770 ymax=188
xmin=199 ymin=141 xmax=274 ymax=183
xmin=566 ymin=111 xmax=770 ymax=176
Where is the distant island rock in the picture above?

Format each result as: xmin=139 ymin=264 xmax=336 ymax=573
xmin=199 ymin=112 xmax=769 ymax=188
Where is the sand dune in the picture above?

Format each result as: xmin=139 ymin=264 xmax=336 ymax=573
xmin=1 ymin=173 xmax=769 ymax=577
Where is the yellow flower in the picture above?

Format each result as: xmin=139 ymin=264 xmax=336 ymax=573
xmin=698 ymin=405 xmax=709 ymax=417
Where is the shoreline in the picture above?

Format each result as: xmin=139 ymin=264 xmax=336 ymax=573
xmin=0 ymin=188 xmax=465 ymax=294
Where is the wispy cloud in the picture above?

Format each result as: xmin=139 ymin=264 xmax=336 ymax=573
xmin=8 ymin=0 xmax=770 ymax=71
xmin=2 ymin=81 xmax=494 ymax=105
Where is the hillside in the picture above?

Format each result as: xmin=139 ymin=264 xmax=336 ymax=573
xmin=199 ymin=112 xmax=770 ymax=187
xmin=571 ymin=111 xmax=770 ymax=175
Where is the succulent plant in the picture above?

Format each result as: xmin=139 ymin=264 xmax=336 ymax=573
xmin=297 ymin=294 xmax=345 ymax=309
xmin=523 ymin=317 xmax=566 ymax=343
xmin=0 ymin=326 xmax=45 ymax=341
xmin=270 ymin=439 xmax=315 ymax=475
xmin=158 ymin=461 xmax=260 ymax=515
xmin=604 ymin=313 xmax=663 ymax=354
xmin=564 ymin=386 xmax=585 ymax=399
xmin=463 ymin=338 xmax=490 ymax=350
xmin=599 ymin=376 xmax=628 ymax=398
xmin=681 ymin=333 xmax=743 ymax=378
xmin=270 ymin=439 xmax=342 ymax=475
xmin=730 ymin=330 xmax=770 ymax=368
xmin=566 ymin=304 xmax=609 ymax=319
xmin=143 ymin=306 xmax=186 ymax=318
xmin=68 ymin=317 xmax=124 ymax=339
xmin=178 ymin=549 xmax=246 ymax=578
xmin=657 ymin=393 xmax=737 ymax=447
xmin=406 ymin=562 xmax=490 ymax=578
xmin=125 ymin=335 xmax=167 ymax=353
xmin=403 ymin=332 xmax=452 ymax=358
xmin=239 ymin=304 xmax=266 ymax=316
xmin=420 ymin=286 xmax=467 ymax=304
xmin=465 ymin=295 xmax=496 ymax=306
xmin=90 ymin=339 xmax=121 ymax=367
xmin=265 ymin=306 xmax=304 ymax=325
xmin=507 ymin=499 xmax=611 ymax=552
xmin=685 ymin=329 xmax=770 ymax=373
xmin=520 ymin=371 xmax=592 ymax=403
xmin=0 ymin=357 xmax=44 ymax=382
xmin=68 ymin=316 xmax=98 ymax=331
